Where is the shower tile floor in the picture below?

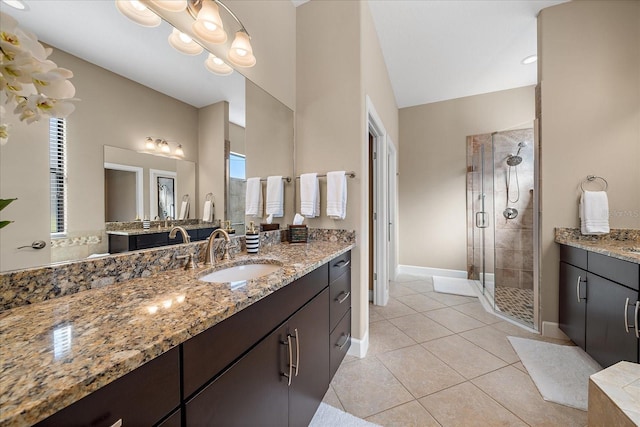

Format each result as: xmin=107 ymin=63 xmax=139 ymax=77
xmin=323 ymin=274 xmax=587 ymax=426
xmin=494 ymin=286 xmax=535 ymax=327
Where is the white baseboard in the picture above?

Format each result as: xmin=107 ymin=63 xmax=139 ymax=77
xmin=347 ymin=330 xmax=369 ymax=358
xmin=541 ymin=321 xmax=569 ymax=340
xmin=398 ymin=265 xmax=467 ymax=279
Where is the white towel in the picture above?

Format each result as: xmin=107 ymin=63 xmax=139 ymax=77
xmin=202 ymin=200 xmax=213 ymax=222
xmin=300 ymin=173 xmax=320 ymax=218
xmin=326 ymin=171 xmax=347 ymax=220
xmin=580 ymin=191 xmax=609 ymax=235
xmin=245 ymin=177 xmax=263 ymax=217
xmin=178 ymin=200 xmax=189 ymax=220
xmin=265 ymin=176 xmax=284 ymax=217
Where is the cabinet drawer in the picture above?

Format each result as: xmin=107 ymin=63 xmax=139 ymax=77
xmin=182 ymin=264 xmax=329 ymax=398
xmin=330 ymin=309 xmax=351 ymax=380
xmin=137 ymin=232 xmax=169 ymax=249
xmin=588 ymin=252 xmax=639 ymax=290
xmin=330 ymin=272 xmax=351 ymax=331
xmin=329 ymin=251 xmax=351 ymax=283
xmin=560 ymin=245 xmax=588 ymax=270
xmin=37 ymin=347 xmax=180 ymax=427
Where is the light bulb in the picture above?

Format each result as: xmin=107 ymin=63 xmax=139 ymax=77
xmin=228 ymin=31 xmax=256 ymax=68
xmin=168 ymin=28 xmax=203 ymax=55
xmin=192 ymin=0 xmax=227 ymax=44
xmin=115 ymin=0 xmax=161 ymax=27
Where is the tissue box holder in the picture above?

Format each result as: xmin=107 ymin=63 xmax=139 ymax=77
xmin=260 ymin=223 xmax=280 ymax=232
xmin=288 ymin=225 xmax=308 ymax=243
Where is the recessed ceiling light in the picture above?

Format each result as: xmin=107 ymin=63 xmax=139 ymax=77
xmin=1 ymin=0 xmax=26 ymax=10
xmin=521 ymin=55 xmax=537 ymax=65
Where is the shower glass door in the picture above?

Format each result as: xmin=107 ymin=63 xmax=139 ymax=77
xmin=467 ymin=134 xmax=495 ymax=308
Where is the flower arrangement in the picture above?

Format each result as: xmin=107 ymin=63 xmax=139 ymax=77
xmin=0 ymin=11 xmax=76 ymax=145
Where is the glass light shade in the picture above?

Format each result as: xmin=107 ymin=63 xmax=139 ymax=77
xmin=227 ymin=30 xmax=256 ymax=67
xmin=2 ymin=0 xmax=26 ymax=10
xmin=175 ymin=144 xmax=185 ymax=156
xmin=192 ymin=1 xmax=227 ymax=44
xmin=115 ymin=0 xmax=161 ymax=27
xmin=204 ymin=53 xmax=233 ymax=76
xmin=161 ymin=141 xmax=171 ymax=153
xmin=145 ymin=137 xmax=156 ymax=150
xmin=145 ymin=0 xmax=187 ymax=12
xmin=168 ymin=28 xmax=203 ymax=55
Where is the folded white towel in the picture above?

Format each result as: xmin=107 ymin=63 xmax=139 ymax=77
xmin=580 ymin=191 xmax=609 ymax=235
xmin=245 ymin=177 xmax=263 ymax=217
xmin=202 ymin=200 xmax=213 ymax=222
xmin=178 ymin=200 xmax=189 ymax=220
xmin=300 ymin=173 xmax=320 ymax=218
xmin=326 ymin=171 xmax=347 ymax=220
xmin=265 ymin=176 xmax=284 ymax=217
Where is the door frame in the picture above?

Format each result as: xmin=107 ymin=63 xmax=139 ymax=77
xmin=104 ymin=162 xmax=143 ymax=220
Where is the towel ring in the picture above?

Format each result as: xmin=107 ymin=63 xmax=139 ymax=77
xmin=580 ymin=175 xmax=608 ymax=192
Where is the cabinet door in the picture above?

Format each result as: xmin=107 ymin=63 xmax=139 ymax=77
xmin=185 ymin=323 xmax=289 ymax=427
xmin=586 ymin=273 xmax=639 ymax=368
xmin=288 ymin=288 xmax=330 ymax=427
xmin=559 ymin=261 xmax=587 ymax=349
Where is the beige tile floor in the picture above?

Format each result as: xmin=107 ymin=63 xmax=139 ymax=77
xmin=323 ymin=274 xmax=588 ymax=426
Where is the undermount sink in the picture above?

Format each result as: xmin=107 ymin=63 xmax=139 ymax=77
xmin=199 ymin=262 xmax=282 ymax=283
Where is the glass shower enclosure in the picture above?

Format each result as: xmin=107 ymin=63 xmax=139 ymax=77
xmin=467 ymin=129 xmax=535 ymax=328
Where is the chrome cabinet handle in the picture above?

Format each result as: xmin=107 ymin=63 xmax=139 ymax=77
xmin=110 ymin=420 xmax=122 ymax=427
xmin=292 ymin=328 xmax=300 ymax=377
xmin=575 ymin=275 xmax=586 ymax=304
xmin=635 ymin=302 xmax=640 ymax=339
xmin=624 ymin=298 xmax=631 ymax=333
xmin=334 ymin=259 xmax=351 ymax=268
xmin=336 ymin=291 xmax=351 ymax=304
xmin=336 ymin=333 xmax=351 ymax=350
xmin=281 ymin=335 xmax=293 ymax=386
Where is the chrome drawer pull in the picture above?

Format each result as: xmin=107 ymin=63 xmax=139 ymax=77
xmin=110 ymin=420 xmax=123 ymax=427
xmin=636 ymin=302 xmax=640 ymax=339
xmin=281 ymin=335 xmax=293 ymax=386
xmin=334 ymin=259 xmax=351 ymax=268
xmin=336 ymin=291 xmax=351 ymax=304
xmin=575 ymin=275 xmax=586 ymax=303
xmin=624 ymin=298 xmax=631 ymax=333
xmin=336 ymin=333 xmax=351 ymax=350
xmin=292 ymin=328 xmax=300 ymax=377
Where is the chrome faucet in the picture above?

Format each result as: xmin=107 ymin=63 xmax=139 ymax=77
xmin=205 ymin=228 xmax=231 ymax=266
xmin=169 ymin=226 xmax=191 ymax=243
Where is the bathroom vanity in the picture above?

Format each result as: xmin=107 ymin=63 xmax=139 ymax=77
xmin=556 ymin=229 xmax=640 ymax=368
xmin=107 ymin=224 xmax=220 ymax=253
xmin=0 ymin=239 xmax=353 ymax=427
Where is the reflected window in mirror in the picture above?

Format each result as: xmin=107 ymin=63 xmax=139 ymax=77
xmin=49 ymin=118 xmax=67 ymax=236
xmin=229 ymin=152 xmax=246 ymax=235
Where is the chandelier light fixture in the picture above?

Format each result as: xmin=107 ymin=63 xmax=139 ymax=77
xmin=115 ymin=0 xmax=256 ymax=76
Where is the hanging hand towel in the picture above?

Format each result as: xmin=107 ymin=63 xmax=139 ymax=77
xmin=326 ymin=171 xmax=347 ymax=220
xmin=265 ymin=176 xmax=284 ymax=217
xmin=300 ymin=173 xmax=320 ymax=218
xmin=178 ymin=200 xmax=189 ymax=220
xmin=580 ymin=191 xmax=609 ymax=235
xmin=245 ymin=177 xmax=263 ymax=217
xmin=202 ymin=200 xmax=213 ymax=222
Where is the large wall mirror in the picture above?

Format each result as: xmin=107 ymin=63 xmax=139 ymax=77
xmin=0 ymin=1 xmax=294 ymax=272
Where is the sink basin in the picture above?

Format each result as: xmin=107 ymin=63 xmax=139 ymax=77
xmin=199 ymin=263 xmax=282 ymax=282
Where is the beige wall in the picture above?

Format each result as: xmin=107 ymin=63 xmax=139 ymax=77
xmin=229 ymin=123 xmax=246 ymax=155
xmin=399 ymin=86 xmax=535 ymax=271
xmin=296 ymin=0 xmax=399 ymax=349
xmin=198 ymin=101 xmax=228 ymax=223
xmin=538 ymin=1 xmax=640 ymax=327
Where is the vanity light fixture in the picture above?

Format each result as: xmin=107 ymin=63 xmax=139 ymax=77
xmin=192 ymin=0 xmax=227 ymax=44
xmin=145 ymin=0 xmax=187 ymax=13
xmin=521 ymin=54 xmax=537 ymax=65
xmin=174 ymin=144 xmax=185 ymax=157
xmin=144 ymin=137 xmax=185 ymax=157
xmin=168 ymin=28 xmax=204 ymax=55
xmin=204 ymin=53 xmax=233 ymax=75
xmin=115 ymin=0 xmax=161 ymax=27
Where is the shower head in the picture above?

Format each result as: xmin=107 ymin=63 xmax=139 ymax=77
xmin=506 ymin=155 xmax=522 ymax=166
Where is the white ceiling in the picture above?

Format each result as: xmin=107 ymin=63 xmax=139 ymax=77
xmin=366 ymin=0 xmax=568 ymax=107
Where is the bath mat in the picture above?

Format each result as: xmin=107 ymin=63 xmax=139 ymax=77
xmin=309 ymin=403 xmax=381 ymax=427
xmin=508 ymin=336 xmax=602 ymax=411
xmin=433 ymin=276 xmax=478 ymax=297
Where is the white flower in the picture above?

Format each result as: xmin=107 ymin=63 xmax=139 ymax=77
xmin=0 ymin=123 xmax=9 ymax=146
xmin=14 ymin=94 xmax=75 ymax=124
xmin=32 ymin=67 xmax=76 ymax=99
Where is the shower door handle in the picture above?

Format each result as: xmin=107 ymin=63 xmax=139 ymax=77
xmin=475 ymin=212 xmax=488 ymax=228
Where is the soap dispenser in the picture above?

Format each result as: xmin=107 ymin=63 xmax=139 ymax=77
xmin=224 ymin=220 xmax=236 ymax=235
xmin=246 ymin=221 xmax=260 ymax=254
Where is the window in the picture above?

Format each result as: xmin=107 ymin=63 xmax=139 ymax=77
xmin=229 ymin=152 xmax=246 ymax=180
xmin=49 ymin=118 xmax=66 ymax=235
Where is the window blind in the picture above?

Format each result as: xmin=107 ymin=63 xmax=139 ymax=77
xmin=49 ymin=118 xmax=66 ymax=235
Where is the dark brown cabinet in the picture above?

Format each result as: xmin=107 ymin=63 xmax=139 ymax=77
xmin=329 ymin=251 xmax=352 ymax=380
xmin=108 ymin=227 xmax=218 ymax=253
xmin=559 ymin=244 xmax=639 ymax=368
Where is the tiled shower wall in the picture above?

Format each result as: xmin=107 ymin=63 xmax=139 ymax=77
xmin=467 ymin=129 xmax=534 ymax=290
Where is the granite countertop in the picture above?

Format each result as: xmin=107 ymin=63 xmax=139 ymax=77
xmin=106 ymin=222 xmax=220 ymax=236
xmin=555 ymin=228 xmax=640 ymax=264
xmin=0 ymin=240 xmax=354 ymax=427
